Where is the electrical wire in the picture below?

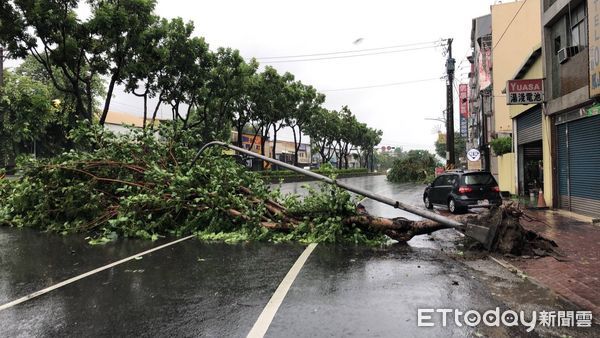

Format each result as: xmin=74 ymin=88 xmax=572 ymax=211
xmin=255 ymin=40 xmax=440 ymax=60
xmin=322 ymin=76 xmax=443 ymax=92
xmin=492 ymin=0 xmax=528 ymax=51
xmin=260 ymin=45 xmax=439 ymax=64
xmin=111 ymin=100 xmax=142 ymax=110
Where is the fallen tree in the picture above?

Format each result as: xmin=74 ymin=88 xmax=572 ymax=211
xmin=0 ymin=125 xmax=557 ymax=254
xmin=242 ymin=189 xmax=557 ymax=256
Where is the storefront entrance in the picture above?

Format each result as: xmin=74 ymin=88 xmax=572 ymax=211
xmin=518 ymin=141 xmax=543 ymax=195
xmin=516 ymin=107 xmax=543 ymax=197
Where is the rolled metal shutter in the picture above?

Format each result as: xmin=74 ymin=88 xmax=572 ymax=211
xmin=556 ymin=123 xmax=569 ymax=210
xmin=566 ymin=114 xmax=600 ymax=217
xmin=522 ymin=147 xmax=543 ymax=158
xmin=517 ymin=108 xmax=542 ymax=145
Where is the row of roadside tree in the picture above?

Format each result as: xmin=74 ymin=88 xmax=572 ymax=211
xmin=0 ymin=0 xmax=382 ymax=169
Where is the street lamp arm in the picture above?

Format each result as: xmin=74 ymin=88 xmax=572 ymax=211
xmin=191 ymin=141 xmax=465 ymax=230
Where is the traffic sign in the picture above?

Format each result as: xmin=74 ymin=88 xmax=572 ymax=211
xmin=467 ymin=148 xmax=481 ymax=162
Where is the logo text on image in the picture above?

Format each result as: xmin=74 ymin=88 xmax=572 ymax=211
xmin=417 ymin=308 xmax=593 ymax=332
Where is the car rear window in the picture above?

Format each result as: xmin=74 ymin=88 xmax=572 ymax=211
xmin=461 ymin=173 xmax=495 ymax=185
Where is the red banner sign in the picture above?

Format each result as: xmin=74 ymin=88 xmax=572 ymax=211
xmin=459 ymin=84 xmax=469 ymax=118
xmin=459 ymin=84 xmax=468 ymax=137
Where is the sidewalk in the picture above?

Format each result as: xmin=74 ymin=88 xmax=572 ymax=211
xmin=500 ymin=209 xmax=600 ymax=317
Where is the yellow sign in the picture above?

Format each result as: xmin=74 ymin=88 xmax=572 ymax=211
xmin=589 ymin=0 xmax=600 ymax=97
xmin=222 ymin=148 xmax=235 ymax=155
xmin=437 ymin=133 xmax=446 ymax=144
xmin=468 ymin=160 xmax=482 ymax=171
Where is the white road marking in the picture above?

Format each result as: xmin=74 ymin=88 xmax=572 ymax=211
xmin=247 ymin=243 xmax=318 ymax=338
xmin=0 ymin=235 xmax=196 ymax=312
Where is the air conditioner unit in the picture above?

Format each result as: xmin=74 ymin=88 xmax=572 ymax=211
xmin=558 ymin=46 xmax=580 ymax=64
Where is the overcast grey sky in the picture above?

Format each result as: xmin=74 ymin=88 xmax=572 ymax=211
xmin=7 ymin=0 xmax=501 ymax=151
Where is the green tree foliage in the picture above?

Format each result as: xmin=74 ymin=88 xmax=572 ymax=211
xmin=333 ymin=106 xmax=358 ymax=169
xmin=286 ymin=83 xmax=324 ymax=166
xmin=190 ymin=48 xmax=253 ymax=143
xmin=230 ymin=60 xmax=259 ymax=147
xmin=15 ymin=55 xmax=106 ymax=125
xmin=90 ymin=0 xmax=159 ymax=125
xmin=1 ymin=0 xmax=383 ymax=170
xmin=0 ymin=0 xmax=103 ymax=120
xmin=0 ymin=71 xmax=62 ymax=167
xmin=434 ymin=132 xmax=467 ymax=160
xmin=306 ymin=107 xmax=381 ymax=169
xmin=251 ymin=66 xmax=295 ymax=157
xmin=157 ymin=18 xmax=211 ymax=130
xmin=123 ymin=17 xmax=169 ymax=127
xmin=307 ymin=108 xmax=339 ymax=164
xmin=0 ymin=1 xmax=399 ymax=244
xmin=353 ymin=123 xmax=382 ymax=169
xmin=387 ymin=150 xmax=440 ymax=183
xmin=0 ymin=125 xmax=383 ymax=244
xmin=490 ymin=136 xmax=512 ymax=156
xmin=374 ymin=149 xmax=404 ymax=171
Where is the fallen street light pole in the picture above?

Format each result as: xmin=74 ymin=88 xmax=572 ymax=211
xmin=192 ymin=141 xmax=499 ymax=249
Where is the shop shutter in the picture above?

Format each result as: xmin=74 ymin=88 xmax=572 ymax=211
xmin=517 ymin=108 xmax=542 ymax=145
xmin=556 ymin=123 xmax=569 ymax=210
xmin=522 ymin=147 xmax=543 ymax=158
xmin=566 ymin=114 xmax=600 ymax=216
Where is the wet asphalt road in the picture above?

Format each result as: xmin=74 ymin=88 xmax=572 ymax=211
xmin=1 ymin=175 xmax=598 ymax=337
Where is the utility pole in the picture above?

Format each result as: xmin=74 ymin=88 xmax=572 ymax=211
xmin=0 ymin=47 xmax=4 ymax=87
xmin=445 ymin=38 xmax=456 ymax=167
xmin=481 ymin=90 xmax=491 ymax=171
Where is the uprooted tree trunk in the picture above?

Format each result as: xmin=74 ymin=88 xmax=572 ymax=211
xmin=346 ymin=202 xmax=557 ymax=256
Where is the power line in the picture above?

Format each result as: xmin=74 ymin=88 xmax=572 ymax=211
xmin=321 ymin=77 xmax=443 ymax=92
xmin=492 ymin=0 xmax=528 ymax=51
xmin=260 ymin=45 xmax=439 ymax=64
xmin=255 ymin=40 xmax=440 ymax=60
xmin=111 ymin=100 xmax=143 ymax=110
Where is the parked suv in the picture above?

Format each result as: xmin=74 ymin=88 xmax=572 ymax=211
xmin=423 ymin=171 xmax=502 ymax=214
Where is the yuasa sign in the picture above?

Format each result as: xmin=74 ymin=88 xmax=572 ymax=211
xmin=506 ymin=79 xmax=543 ymax=105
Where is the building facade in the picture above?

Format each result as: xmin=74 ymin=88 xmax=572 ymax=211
xmin=542 ymin=0 xmax=600 ymax=217
xmin=104 ymin=111 xmax=154 ymax=133
xmin=267 ymin=139 xmax=311 ymax=166
xmin=508 ymin=48 xmax=551 ymax=204
xmin=467 ymin=14 xmax=493 ymax=172
xmin=230 ymin=131 xmax=265 ymax=155
xmin=311 ymin=146 xmax=360 ymax=169
xmin=468 ymin=0 xmax=600 ymax=217
xmin=490 ymin=0 xmax=543 ymax=195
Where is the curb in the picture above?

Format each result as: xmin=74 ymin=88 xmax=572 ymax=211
xmin=488 ymin=255 xmax=600 ymax=325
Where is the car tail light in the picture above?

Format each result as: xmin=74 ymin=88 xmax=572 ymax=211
xmin=492 ymin=186 xmax=500 ymax=192
xmin=458 ymin=186 xmax=473 ymax=194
